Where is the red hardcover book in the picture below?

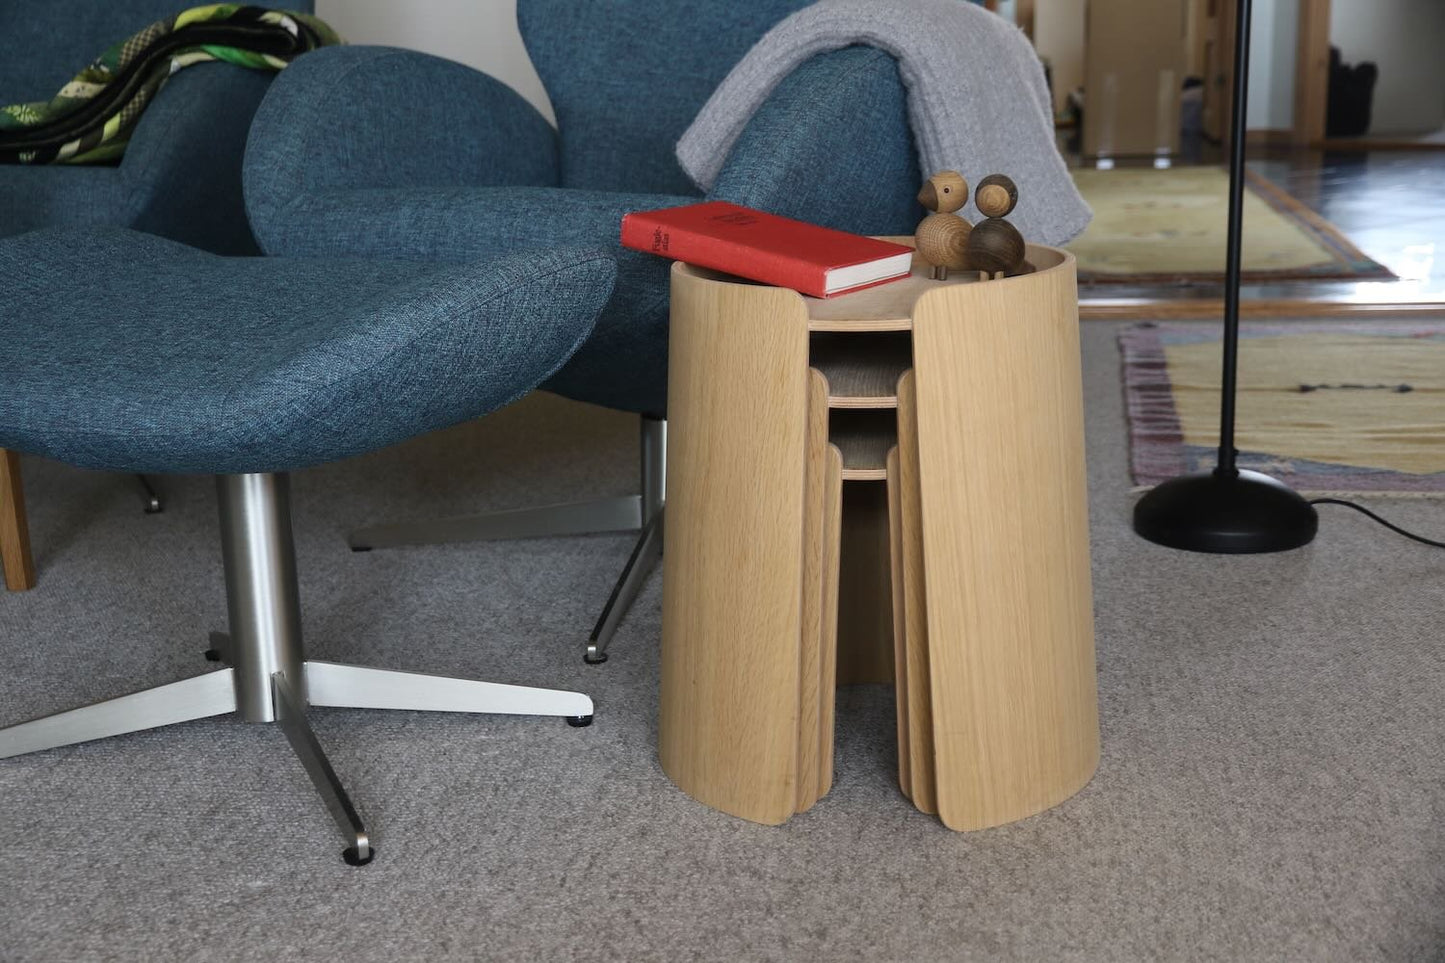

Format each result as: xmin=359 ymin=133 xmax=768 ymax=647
xmin=620 ymin=201 xmax=914 ymax=298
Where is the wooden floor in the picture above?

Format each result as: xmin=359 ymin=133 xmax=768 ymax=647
xmin=1073 ymin=145 xmax=1445 ymax=319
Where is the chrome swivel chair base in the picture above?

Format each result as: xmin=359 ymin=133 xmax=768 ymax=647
xmin=348 ymin=416 xmax=666 ymax=665
xmin=583 ymin=508 xmax=663 ymax=664
xmin=0 ymin=473 xmax=594 ymax=864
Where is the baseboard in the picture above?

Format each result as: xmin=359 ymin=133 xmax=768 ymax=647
xmin=1078 ymin=297 xmax=1445 ymax=321
xmin=1312 ymin=136 xmax=1445 ymax=152
xmin=1245 ymin=128 xmax=1294 ymax=146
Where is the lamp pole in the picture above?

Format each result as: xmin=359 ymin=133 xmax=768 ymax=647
xmin=1217 ymin=0 xmax=1253 ymax=478
xmin=1130 ymin=0 xmax=1317 ymax=554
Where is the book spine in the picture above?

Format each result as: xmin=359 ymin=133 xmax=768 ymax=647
xmin=621 ymin=213 xmax=829 ymax=298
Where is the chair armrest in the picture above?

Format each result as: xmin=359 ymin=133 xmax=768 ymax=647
xmin=249 ymin=184 xmax=690 ymax=260
xmin=706 ymin=46 xmax=921 ymax=236
xmin=119 ymin=63 xmax=275 ymax=254
xmin=244 ymin=46 xmax=559 ymax=254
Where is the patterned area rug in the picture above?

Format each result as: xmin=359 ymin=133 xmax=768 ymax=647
xmin=1120 ymin=322 xmax=1445 ymax=494
xmin=1071 ymin=167 xmax=1396 ymax=285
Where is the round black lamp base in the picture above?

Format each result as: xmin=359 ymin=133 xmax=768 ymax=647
xmin=1133 ymin=468 xmax=1318 ymax=554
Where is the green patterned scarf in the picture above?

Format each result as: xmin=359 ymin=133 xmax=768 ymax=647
xmin=0 ymin=4 xmax=340 ymax=165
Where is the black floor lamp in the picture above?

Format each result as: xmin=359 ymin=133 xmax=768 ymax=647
xmin=1132 ymin=0 xmax=1318 ymax=553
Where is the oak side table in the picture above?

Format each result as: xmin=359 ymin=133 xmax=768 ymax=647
xmin=658 ymin=243 xmax=1099 ymax=831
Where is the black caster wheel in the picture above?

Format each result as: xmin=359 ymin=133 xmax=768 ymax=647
xmin=566 ymin=715 xmax=594 ymax=728
xmin=350 ymin=545 xmax=373 ymax=553
xmin=343 ymin=845 xmax=375 ymax=866
xmin=203 ymin=649 xmax=223 ymax=662
xmin=583 ymin=651 xmax=608 ymax=665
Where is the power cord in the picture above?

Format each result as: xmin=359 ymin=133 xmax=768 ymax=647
xmin=1310 ymin=498 xmax=1445 ymax=550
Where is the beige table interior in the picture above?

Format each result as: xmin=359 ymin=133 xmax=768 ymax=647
xmin=658 ymin=245 xmax=1100 ymax=830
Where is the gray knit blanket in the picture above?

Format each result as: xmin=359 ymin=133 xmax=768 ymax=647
xmin=676 ymin=0 xmax=1091 ymax=246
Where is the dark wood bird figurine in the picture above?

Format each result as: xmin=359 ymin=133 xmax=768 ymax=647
xmin=966 ymin=174 xmax=1026 ymax=276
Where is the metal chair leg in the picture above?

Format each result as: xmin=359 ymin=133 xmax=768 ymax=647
xmin=0 ymin=669 xmax=237 ymax=759
xmin=135 ymin=474 xmax=163 ymax=514
xmin=305 ymin=659 xmax=593 ymax=722
xmin=582 ymin=416 xmax=667 ymax=664
xmin=344 ymin=415 xmax=668 ymax=664
xmin=273 ymin=671 xmax=373 ymax=865
xmin=584 ymin=510 xmax=663 ymax=664
xmin=0 ymin=471 xmax=594 ymax=864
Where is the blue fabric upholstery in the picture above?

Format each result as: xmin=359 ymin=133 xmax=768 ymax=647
xmin=518 ymin=0 xmax=813 ymax=195
xmin=0 ymin=163 xmax=128 ymax=232
xmin=708 ymin=46 xmax=920 ymax=233
xmin=0 ymin=66 xmax=275 ymax=254
xmin=0 ymin=229 xmax=616 ymax=475
xmin=0 ymin=0 xmax=314 ymax=254
xmin=243 ymin=185 xmax=690 ymax=415
xmin=244 ymin=46 xmax=561 ymax=250
xmin=0 ymin=0 xmax=319 ymax=100
xmin=244 ymin=13 xmax=925 ymax=416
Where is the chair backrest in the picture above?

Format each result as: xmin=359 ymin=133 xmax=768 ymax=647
xmin=519 ymin=0 xmax=813 ymax=195
xmin=0 ymin=0 xmax=316 ymax=103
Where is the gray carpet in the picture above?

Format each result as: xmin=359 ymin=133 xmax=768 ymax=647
xmin=2 ymin=322 xmax=1443 ymax=962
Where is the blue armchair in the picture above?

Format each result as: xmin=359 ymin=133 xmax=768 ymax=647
xmin=243 ymin=0 xmax=924 ymax=662
xmin=0 ymin=0 xmax=315 ymax=255
xmin=0 ymin=0 xmax=317 ymax=593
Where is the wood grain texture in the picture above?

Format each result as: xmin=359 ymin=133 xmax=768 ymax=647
xmin=817 ymin=444 xmax=843 ymax=797
xmin=835 ymin=481 xmax=895 ymax=687
xmin=1293 ymin=0 xmax=1331 ymax=146
xmin=917 ymin=170 xmax=969 ymax=214
xmin=965 ymin=218 xmax=1027 ymax=276
xmin=1083 ymin=0 xmax=1186 ymax=157
xmin=1192 ymin=0 xmax=1225 ymax=140
xmin=663 ymin=253 xmax=1097 ymax=830
xmin=795 ymin=369 xmax=830 ymax=814
xmin=1 ymin=449 xmax=35 ymax=592
xmin=810 ymin=332 xmax=912 ymax=408
xmin=831 ymin=409 xmax=896 ymax=480
xmin=886 ymin=446 xmax=911 ymax=795
xmin=894 ymin=371 xmax=937 ymax=813
xmin=974 ymin=175 xmax=1019 ymax=219
xmin=911 ymin=253 xmax=1100 ymax=831
xmin=659 ymin=264 xmax=812 ymax=825
xmin=1015 ymin=0 xmax=1035 ymax=39
xmin=914 ymin=212 xmax=972 ymax=272
xmin=1213 ymin=0 xmax=1238 ymax=149
xmin=803 ymin=244 xmax=1068 ymax=332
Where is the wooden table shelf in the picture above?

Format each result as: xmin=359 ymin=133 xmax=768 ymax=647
xmin=809 ymin=332 xmax=911 ymax=409
xmin=660 ymin=246 xmax=1099 ymax=831
xmin=830 ymin=408 xmax=895 ymax=480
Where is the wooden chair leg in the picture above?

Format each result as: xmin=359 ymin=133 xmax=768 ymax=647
xmin=1 ymin=449 xmax=37 ymax=591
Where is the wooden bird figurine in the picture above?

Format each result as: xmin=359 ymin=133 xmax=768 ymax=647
xmin=965 ymin=173 xmax=1026 ymax=277
xmin=914 ymin=170 xmax=973 ymax=280
xmin=974 ymin=173 xmax=1019 ymax=219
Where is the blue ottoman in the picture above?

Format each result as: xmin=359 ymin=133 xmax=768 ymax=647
xmin=0 ymin=229 xmax=617 ymax=864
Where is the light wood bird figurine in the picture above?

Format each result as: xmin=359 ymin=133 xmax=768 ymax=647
xmin=914 ymin=170 xmax=973 ymax=280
